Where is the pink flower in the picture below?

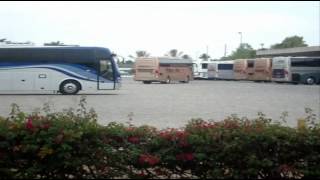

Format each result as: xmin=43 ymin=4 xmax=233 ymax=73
xmin=139 ymin=154 xmax=160 ymax=166
xmin=128 ymin=136 xmax=140 ymax=144
xmin=40 ymin=123 xmax=51 ymax=130
xmin=25 ymin=117 xmax=34 ymax=130
xmin=176 ymin=153 xmax=194 ymax=161
xmin=178 ymin=139 xmax=190 ymax=148
xmin=137 ymin=171 xmax=146 ymax=177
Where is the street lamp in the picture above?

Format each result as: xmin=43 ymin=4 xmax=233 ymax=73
xmin=238 ymin=32 xmax=242 ymax=46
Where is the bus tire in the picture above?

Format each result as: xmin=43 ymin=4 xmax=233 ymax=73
xmin=143 ymin=81 xmax=151 ymax=84
xmin=166 ymin=77 xmax=171 ymax=84
xmin=60 ymin=80 xmax=81 ymax=95
xmin=183 ymin=76 xmax=190 ymax=83
xmin=306 ymin=77 xmax=315 ymax=85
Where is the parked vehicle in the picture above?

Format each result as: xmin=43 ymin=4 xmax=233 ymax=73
xmin=252 ymin=58 xmax=272 ymax=82
xmin=207 ymin=60 xmax=234 ymax=80
xmin=233 ymin=59 xmax=248 ymax=80
xmin=0 ymin=46 xmax=121 ymax=94
xmin=272 ymin=56 xmax=320 ymax=85
xmin=134 ymin=57 xmax=193 ymax=84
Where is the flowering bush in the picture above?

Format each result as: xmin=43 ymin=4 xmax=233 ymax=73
xmin=0 ymin=100 xmax=319 ymax=179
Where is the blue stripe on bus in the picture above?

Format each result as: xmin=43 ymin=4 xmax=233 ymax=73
xmin=0 ymin=63 xmax=113 ymax=83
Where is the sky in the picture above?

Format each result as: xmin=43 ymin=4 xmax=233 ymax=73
xmin=0 ymin=1 xmax=319 ymax=60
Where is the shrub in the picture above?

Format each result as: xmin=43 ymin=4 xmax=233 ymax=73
xmin=0 ymin=100 xmax=319 ymax=179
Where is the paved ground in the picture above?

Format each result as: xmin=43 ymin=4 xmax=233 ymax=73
xmin=0 ymin=78 xmax=319 ymax=129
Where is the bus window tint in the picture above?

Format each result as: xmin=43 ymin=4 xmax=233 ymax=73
xmin=291 ymin=58 xmax=320 ymax=67
xmin=247 ymin=60 xmax=254 ymax=68
xmin=218 ymin=64 xmax=233 ymax=70
xmin=202 ymin=63 xmax=208 ymax=69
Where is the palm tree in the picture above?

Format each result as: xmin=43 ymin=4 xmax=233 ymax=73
xmin=165 ymin=49 xmax=184 ymax=58
xmin=129 ymin=50 xmax=150 ymax=59
xmin=182 ymin=54 xmax=192 ymax=59
xmin=199 ymin=53 xmax=210 ymax=61
xmin=136 ymin=50 xmax=150 ymax=57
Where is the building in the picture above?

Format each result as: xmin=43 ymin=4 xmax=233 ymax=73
xmin=256 ymin=46 xmax=320 ymax=57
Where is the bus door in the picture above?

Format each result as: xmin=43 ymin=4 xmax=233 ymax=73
xmin=98 ymin=60 xmax=115 ymax=90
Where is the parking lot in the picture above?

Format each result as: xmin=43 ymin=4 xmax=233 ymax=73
xmin=0 ymin=78 xmax=319 ymax=129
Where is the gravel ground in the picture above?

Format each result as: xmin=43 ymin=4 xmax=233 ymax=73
xmin=0 ymin=77 xmax=319 ymax=129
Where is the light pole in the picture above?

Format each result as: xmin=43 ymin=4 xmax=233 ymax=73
xmin=238 ymin=32 xmax=242 ymax=46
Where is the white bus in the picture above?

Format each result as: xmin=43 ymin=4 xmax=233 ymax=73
xmin=118 ymin=67 xmax=133 ymax=77
xmin=193 ymin=60 xmax=216 ymax=79
xmin=272 ymin=57 xmax=320 ymax=85
xmin=207 ymin=60 xmax=234 ymax=80
xmin=0 ymin=47 xmax=121 ymax=94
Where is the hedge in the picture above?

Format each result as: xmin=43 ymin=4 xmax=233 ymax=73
xmin=0 ymin=100 xmax=319 ymax=179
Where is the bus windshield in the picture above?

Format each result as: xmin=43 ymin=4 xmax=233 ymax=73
xmin=273 ymin=58 xmax=288 ymax=69
xmin=100 ymin=59 xmax=114 ymax=81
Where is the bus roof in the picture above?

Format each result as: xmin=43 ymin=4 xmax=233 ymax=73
xmin=0 ymin=46 xmax=113 ymax=62
xmin=136 ymin=57 xmax=193 ymax=65
xmin=158 ymin=58 xmax=193 ymax=65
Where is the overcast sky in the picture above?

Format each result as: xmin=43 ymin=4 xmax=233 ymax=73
xmin=0 ymin=1 xmax=319 ymax=59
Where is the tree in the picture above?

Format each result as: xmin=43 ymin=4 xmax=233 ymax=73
xmin=44 ymin=41 xmax=65 ymax=46
xmin=199 ymin=53 xmax=210 ymax=61
xmin=228 ymin=43 xmax=256 ymax=59
xmin=125 ymin=60 xmax=134 ymax=64
xmin=219 ymin=56 xmax=230 ymax=61
xmin=270 ymin=35 xmax=308 ymax=49
xmin=181 ymin=54 xmax=192 ymax=59
xmin=165 ymin=49 xmax=184 ymax=58
xmin=135 ymin=50 xmax=150 ymax=58
xmin=0 ymin=38 xmax=6 ymax=42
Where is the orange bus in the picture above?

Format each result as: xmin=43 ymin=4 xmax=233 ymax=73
xmin=246 ymin=59 xmax=255 ymax=81
xmin=134 ymin=57 xmax=193 ymax=84
xmin=233 ymin=59 xmax=248 ymax=80
xmin=252 ymin=58 xmax=272 ymax=81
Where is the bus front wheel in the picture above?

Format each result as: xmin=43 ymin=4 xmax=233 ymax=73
xmin=60 ymin=80 xmax=81 ymax=95
xmin=306 ymin=77 xmax=315 ymax=85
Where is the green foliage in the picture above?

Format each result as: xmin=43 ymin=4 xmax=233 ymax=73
xmin=228 ymin=43 xmax=256 ymax=59
xmin=181 ymin=54 xmax=192 ymax=60
xmin=43 ymin=41 xmax=65 ymax=46
xmin=0 ymin=101 xmax=319 ymax=179
xmin=270 ymin=35 xmax=308 ymax=49
xmin=199 ymin=53 xmax=210 ymax=61
xmin=135 ymin=50 xmax=150 ymax=58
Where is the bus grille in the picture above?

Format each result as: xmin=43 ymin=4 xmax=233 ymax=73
xmin=272 ymin=69 xmax=284 ymax=78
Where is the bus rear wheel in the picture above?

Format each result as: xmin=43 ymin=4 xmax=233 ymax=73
xmin=306 ymin=77 xmax=315 ymax=85
xmin=60 ymin=80 xmax=81 ymax=95
xmin=166 ymin=77 xmax=171 ymax=84
xmin=181 ymin=76 xmax=190 ymax=83
xmin=143 ymin=81 xmax=151 ymax=84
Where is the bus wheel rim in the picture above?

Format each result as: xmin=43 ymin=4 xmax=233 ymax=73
xmin=307 ymin=78 xmax=314 ymax=84
xmin=64 ymin=83 xmax=77 ymax=93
